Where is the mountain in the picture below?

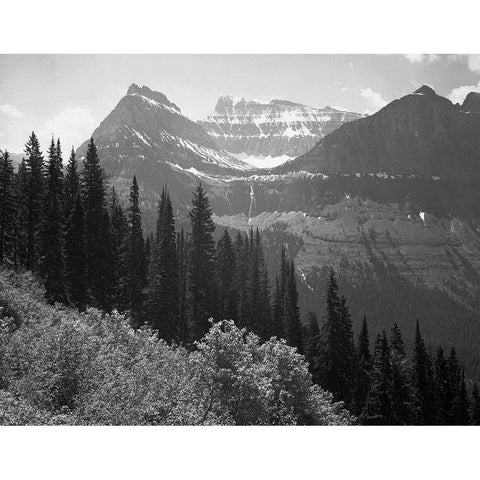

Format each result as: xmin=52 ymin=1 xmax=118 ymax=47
xmin=199 ymin=96 xmax=364 ymax=168
xmin=76 ymin=84 xmax=253 ymax=225
xmin=277 ymin=85 xmax=480 ymax=178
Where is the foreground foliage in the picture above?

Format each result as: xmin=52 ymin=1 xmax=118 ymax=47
xmin=0 ymin=268 xmax=352 ymax=425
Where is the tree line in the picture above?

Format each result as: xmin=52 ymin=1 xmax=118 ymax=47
xmin=0 ymin=134 xmax=302 ymax=348
xmin=2 ymin=134 xmax=479 ymax=425
xmin=303 ymin=269 xmax=480 ymax=425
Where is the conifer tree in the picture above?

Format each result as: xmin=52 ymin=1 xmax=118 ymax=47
xmin=187 ymin=184 xmax=218 ymax=340
xmin=317 ymin=268 xmax=354 ymax=403
xmin=81 ymin=138 xmax=106 ymax=306
xmin=109 ymin=187 xmax=128 ymax=307
xmin=14 ymin=158 xmax=29 ymax=267
xmin=147 ymin=187 xmax=179 ymax=341
xmin=434 ymin=346 xmax=453 ymax=424
xmin=451 ymin=369 xmax=470 ymax=425
xmin=412 ymin=320 xmax=435 ymax=424
xmin=305 ymin=311 xmax=320 ymax=377
xmin=177 ymin=227 xmax=189 ymax=343
xmin=64 ymin=147 xmax=79 ymax=219
xmin=64 ymin=194 xmax=89 ymax=309
xmin=362 ymin=331 xmax=392 ymax=424
xmin=0 ymin=150 xmax=16 ymax=262
xmin=121 ymin=176 xmax=146 ymax=326
xmin=352 ymin=315 xmax=372 ymax=415
xmin=389 ymin=322 xmax=414 ymax=424
xmin=24 ymin=132 xmax=44 ymax=270
xmin=470 ymin=383 xmax=480 ymax=425
xmin=284 ymin=259 xmax=303 ymax=352
xmin=217 ymin=229 xmax=238 ymax=322
xmin=99 ymin=209 xmax=116 ymax=311
xmin=39 ymin=138 xmax=67 ymax=304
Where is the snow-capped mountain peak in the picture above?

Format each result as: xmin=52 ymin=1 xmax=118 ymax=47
xmin=199 ymin=95 xmax=364 ymax=168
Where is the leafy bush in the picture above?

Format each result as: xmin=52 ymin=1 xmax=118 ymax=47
xmin=0 ymin=268 xmax=353 ymax=425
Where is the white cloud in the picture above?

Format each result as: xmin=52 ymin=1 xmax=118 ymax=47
xmin=467 ymin=55 xmax=480 ymax=74
xmin=404 ymin=54 xmax=441 ymax=63
xmin=0 ymin=104 xmax=26 ymax=119
xmin=448 ymin=81 xmax=480 ymax=105
xmin=360 ymin=88 xmax=388 ymax=114
xmin=40 ymin=107 xmax=95 ymax=150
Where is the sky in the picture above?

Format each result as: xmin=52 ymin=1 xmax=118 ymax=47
xmin=1 ymin=54 xmax=480 ymax=154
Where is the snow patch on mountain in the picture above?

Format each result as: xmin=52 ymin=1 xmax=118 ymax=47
xmin=230 ymin=152 xmax=294 ymax=168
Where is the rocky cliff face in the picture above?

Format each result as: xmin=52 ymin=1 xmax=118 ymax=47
xmin=76 ymin=84 xmax=252 ymax=225
xmin=199 ymin=96 xmax=363 ymax=168
xmin=279 ymin=86 xmax=480 ymax=179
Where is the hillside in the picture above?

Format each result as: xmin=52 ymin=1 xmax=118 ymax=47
xmin=0 ymin=268 xmax=350 ymax=426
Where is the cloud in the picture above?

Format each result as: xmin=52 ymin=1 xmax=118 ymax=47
xmin=360 ymin=88 xmax=388 ymax=114
xmin=404 ymin=54 xmax=441 ymax=63
xmin=467 ymin=55 xmax=480 ymax=74
xmin=448 ymin=81 xmax=480 ymax=105
xmin=40 ymin=107 xmax=95 ymax=150
xmin=0 ymin=104 xmax=26 ymax=119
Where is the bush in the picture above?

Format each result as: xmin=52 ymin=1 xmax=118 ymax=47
xmin=0 ymin=268 xmax=353 ymax=425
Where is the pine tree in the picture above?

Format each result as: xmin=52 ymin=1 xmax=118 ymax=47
xmin=109 ymin=187 xmax=128 ymax=308
xmin=81 ymin=138 xmax=106 ymax=307
xmin=14 ymin=158 xmax=29 ymax=267
xmin=121 ymin=176 xmax=146 ymax=326
xmin=187 ymin=184 xmax=218 ymax=340
xmin=389 ymin=322 xmax=414 ymax=424
xmin=64 ymin=194 xmax=89 ymax=309
xmin=284 ymin=259 xmax=303 ymax=352
xmin=177 ymin=227 xmax=189 ymax=343
xmin=470 ymin=383 xmax=480 ymax=425
xmin=362 ymin=331 xmax=392 ymax=424
xmin=147 ymin=187 xmax=179 ymax=342
xmin=434 ymin=346 xmax=453 ymax=424
xmin=64 ymin=147 xmax=79 ymax=219
xmin=24 ymin=132 xmax=44 ymax=270
xmin=39 ymin=138 xmax=67 ymax=304
xmin=451 ymin=369 xmax=470 ymax=425
xmin=352 ymin=315 xmax=372 ymax=415
xmin=412 ymin=320 xmax=435 ymax=424
xmin=304 ymin=311 xmax=320 ymax=376
xmin=0 ymin=150 xmax=17 ymax=262
xmin=217 ymin=229 xmax=238 ymax=322
xmin=317 ymin=268 xmax=354 ymax=403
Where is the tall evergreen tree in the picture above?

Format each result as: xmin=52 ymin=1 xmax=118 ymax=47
xmin=81 ymin=138 xmax=106 ymax=306
xmin=24 ymin=132 xmax=44 ymax=270
xmin=284 ymin=259 xmax=303 ymax=352
xmin=177 ymin=227 xmax=189 ymax=343
xmin=187 ymin=184 xmax=218 ymax=340
xmin=39 ymin=138 xmax=67 ymax=304
xmin=362 ymin=331 xmax=392 ymax=424
xmin=109 ymin=187 xmax=128 ymax=307
xmin=64 ymin=194 xmax=89 ymax=309
xmin=147 ymin=187 xmax=179 ymax=342
xmin=470 ymin=383 xmax=480 ymax=425
xmin=305 ymin=311 xmax=320 ymax=377
xmin=352 ymin=315 xmax=372 ymax=415
xmin=434 ymin=346 xmax=453 ymax=424
xmin=64 ymin=147 xmax=79 ymax=218
xmin=216 ymin=229 xmax=238 ymax=323
xmin=317 ymin=268 xmax=354 ymax=403
xmin=0 ymin=150 xmax=16 ymax=262
xmin=121 ymin=176 xmax=146 ymax=326
xmin=14 ymin=158 xmax=29 ymax=267
xmin=451 ymin=369 xmax=470 ymax=425
xmin=412 ymin=320 xmax=435 ymax=424
xmin=389 ymin=322 xmax=414 ymax=424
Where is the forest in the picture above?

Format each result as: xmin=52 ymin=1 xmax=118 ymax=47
xmin=1 ymin=133 xmax=480 ymax=425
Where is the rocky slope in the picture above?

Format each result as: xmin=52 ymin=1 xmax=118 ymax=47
xmin=277 ymin=85 xmax=480 ymax=179
xmin=199 ymin=96 xmax=363 ymax=168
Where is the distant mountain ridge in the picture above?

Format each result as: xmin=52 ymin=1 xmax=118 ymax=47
xmin=277 ymin=85 xmax=480 ymax=179
xmin=199 ymin=95 xmax=364 ymax=168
